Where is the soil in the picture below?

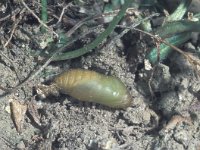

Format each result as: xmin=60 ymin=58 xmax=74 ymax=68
xmin=0 ymin=0 xmax=200 ymax=150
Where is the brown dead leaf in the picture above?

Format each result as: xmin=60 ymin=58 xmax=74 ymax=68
xmin=10 ymin=99 xmax=27 ymax=133
xmin=164 ymin=115 xmax=193 ymax=132
xmin=27 ymin=100 xmax=41 ymax=126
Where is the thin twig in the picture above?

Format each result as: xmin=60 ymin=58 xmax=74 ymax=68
xmin=111 ymin=13 xmax=159 ymax=43
xmin=2 ymin=8 xmax=26 ymax=81
xmin=20 ymin=0 xmax=58 ymax=37
xmin=56 ymin=2 xmax=72 ymax=24
xmin=0 ymin=8 xmax=20 ymax=22
xmin=117 ymin=26 xmax=200 ymax=67
xmin=0 ymin=39 xmax=75 ymax=98
xmin=0 ymin=50 xmax=22 ymax=82
xmin=65 ymin=16 xmax=95 ymax=37
xmin=65 ymin=7 xmax=140 ymax=37
xmin=65 ymin=10 xmax=121 ymax=37
xmin=133 ymin=28 xmax=200 ymax=74
xmin=4 ymin=8 xmax=25 ymax=48
xmin=3 ymin=20 xmax=19 ymax=47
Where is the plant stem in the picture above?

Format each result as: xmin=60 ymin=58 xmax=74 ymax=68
xmin=165 ymin=0 xmax=192 ymax=22
xmin=52 ymin=0 xmax=132 ymax=61
xmin=156 ymin=20 xmax=200 ymax=38
xmin=147 ymin=32 xmax=191 ymax=64
xmin=41 ymin=0 xmax=48 ymax=33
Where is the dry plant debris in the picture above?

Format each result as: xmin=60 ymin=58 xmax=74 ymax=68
xmin=10 ymin=98 xmax=41 ymax=133
xmin=10 ymin=99 xmax=27 ymax=133
xmin=163 ymin=115 xmax=193 ymax=132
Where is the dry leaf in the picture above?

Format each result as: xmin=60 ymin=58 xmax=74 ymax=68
xmin=10 ymin=99 xmax=27 ymax=133
xmin=27 ymin=100 xmax=41 ymax=126
xmin=164 ymin=115 xmax=193 ymax=132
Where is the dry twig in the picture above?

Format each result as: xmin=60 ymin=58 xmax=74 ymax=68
xmin=0 ymin=8 xmax=20 ymax=22
xmin=20 ymin=0 xmax=58 ymax=37
xmin=134 ymin=28 xmax=200 ymax=66
xmin=0 ymin=39 xmax=75 ymax=97
xmin=164 ymin=115 xmax=192 ymax=132
xmin=4 ymin=8 xmax=25 ymax=48
xmin=56 ymin=2 xmax=72 ymax=24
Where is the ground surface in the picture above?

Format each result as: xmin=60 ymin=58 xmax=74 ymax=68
xmin=0 ymin=0 xmax=200 ymax=150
